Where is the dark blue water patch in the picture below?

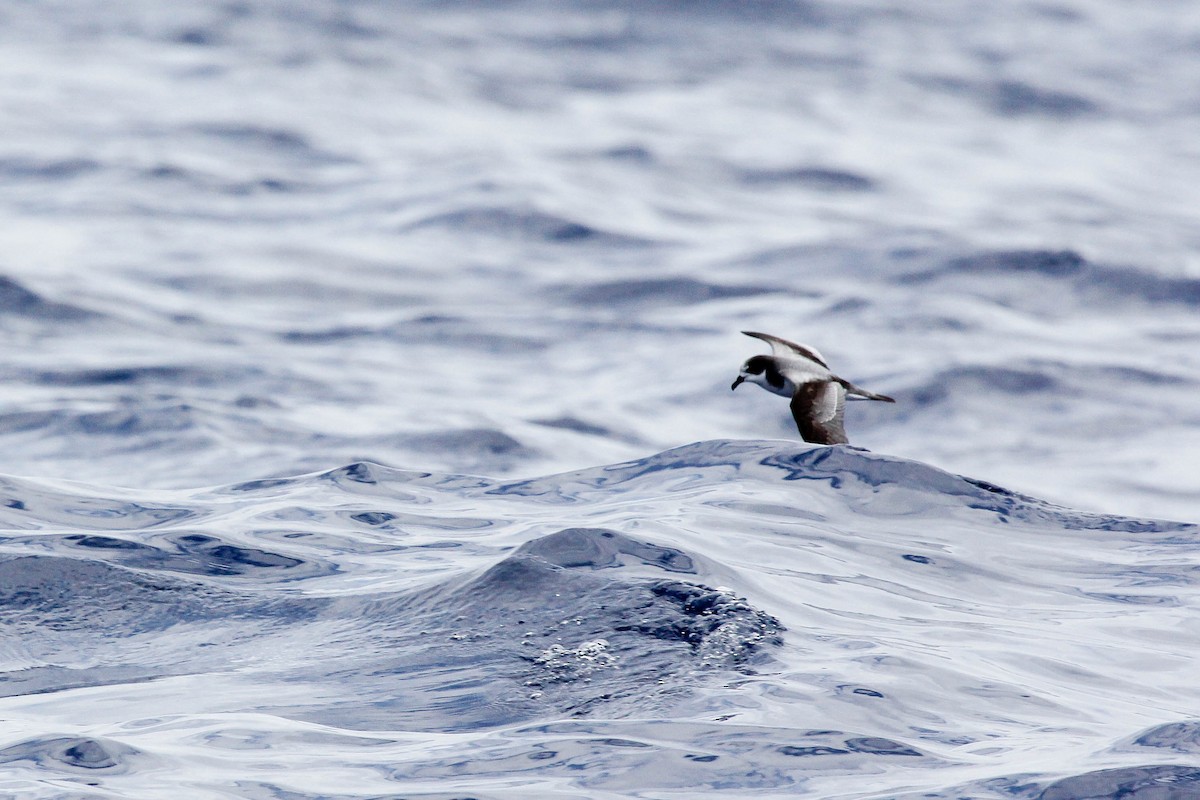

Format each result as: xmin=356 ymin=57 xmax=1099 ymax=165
xmin=0 ymin=553 xmax=328 ymax=699
xmin=989 ymin=79 xmax=1101 ymax=118
xmin=0 ymin=275 xmax=97 ymax=320
xmin=321 ymin=460 xmax=388 ymax=486
xmin=0 ymin=556 xmax=253 ymax=633
xmin=428 ymin=0 xmax=823 ymax=23
xmin=600 ymin=144 xmax=656 ymax=164
xmin=219 ymin=176 xmax=308 ymax=196
xmin=329 ymin=529 xmax=782 ymax=731
xmin=770 ymin=730 xmax=927 ymax=764
xmin=302 ymin=314 xmax=547 ymax=354
xmin=594 ymin=737 xmax=652 ymax=748
xmin=506 ymin=6 xmax=661 ymax=52
xmin=487 ymin=440 xmax=755 ymax=499
xmin=1111 ymin=567 xmax=1200 ymax=589
xmin=74 ymin=404 xmax=200 ymax=436
xmin=912 ymin=773 xmax=1044 ymax=799
xmin=0 ymin=156 xmax=101 ymax=181
xmin=961 ymin=477 xmax=1018 ymax=497
xmin=735 ymin=166 xmax=877 ymax=192
xmin=173 ymin=26 xmax=223 ymax=46
xmin=172 ymin=122 xmax=356 ymax=168
xmin=761 ymin=444 xmax=1180 ymax=533
xmin=317 ymin=460 xmax=489 ymax=497
xmin=905 ymin=365 xmax=1058 ymax=406
xmin=908 ymin=249 xmax=1200 ymax=308
xmin=0 ymin=402 xmax=211 ymax=450
xmin=338 ymin=507 xmax=493 ymax=532
xmin=1077 ymin=591 xmax=1178 ymax=606
xmin=279 ymin=324 xmax=377 ymax=343
xmin=403 ymin=428 xmax=537 ymax=459
xmin=646 ymin=581 xmax=722 ymax=616
xmin=487 ymin=439 xmax=1195 ymax=533
xmin=1052 ymin=512 xmax=1196 ymax=535
xmin=228 ymin=477 xmax=299 ymax=492
xmin=54 ymin=498 xmax=197 ymax=529
xmin=904 ymin=359 xmax=1189 ymax=412
xmin=916 ymin=75 xmax=1099 ymax=119
xmin=64 ymin=534 xmax=150 ymax=551
xmin=322 ymin=10 xmax=384 ymax=39
xmin=517 ymin=528 xmax=696 ymax=573
xmin=778 ymin=744 xmax=848 ymax=757
xmin=0 ymin=409 xmax=62 ymax=435
xmin=758 ymin=444 xmax=990 ymax=498
xmin=402 ymin=206 xmax=657 ymax=247
xmin=1128 ymin=720 xmax=1200 ymax=753
xmin=31 ymin=363 xmax=261 ymax=387
xmin=727 ymin=240 xmax=888 ymax=280
xmin=1039 ymin=764 xmax=1200 ymax=800
xmin=561 ymin=72 xmax=644 ymax=94
xmin=400 ymin=718 xmax=933 ymax=791
xmin=141 ymin=162 xmax=210 ymax=186
xmin=945 ymin=249 xmax=1088 ymax=277
xmin=820 ymin=296 xmax=873 ymax=315
xmin=588 ymin=0 xmax=828 ymax=25
xmin=530 ymin=416 xmax=613 ymax=437
xmin=521 ymin=25 xmax=645 ymax=53
xmin=1091 ymin=365 xmax=1189 ymax=387
xmin=563 ymin=277 xmax=775 ymax=306
xmin=1 ymin=529 xmax=331 ymax=582
xmin=189 ymin=123 xmax=309 ymax=153
xmin=0 ymin=664 xmax=165 ymax=699
xmin=1087 ymin=266 xmax=1200 ymax=307
xmin=0 ymin=736 xmax=139 ymax=773
xmin=233 ymin=394 xmax=280 ymax=410
xmin=391 ymin=316 xmax=549 ymax=354
xmin=159 ymin=532 xmax=318 ymax=578
xmin=350 ymin=510 xmax=397 ymax=526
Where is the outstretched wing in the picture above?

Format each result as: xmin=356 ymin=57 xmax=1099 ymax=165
xmin=789 ymin=381 xmax=848 ymax=445
xmin=742 ymin=331 xmax=830 ymax=369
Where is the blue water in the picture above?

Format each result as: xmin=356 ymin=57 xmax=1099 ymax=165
xmin=2 ymin=1 xmax=1200 ymax=798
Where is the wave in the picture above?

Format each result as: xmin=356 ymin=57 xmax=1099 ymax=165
xmin=0 ymin=276 xmax=97 ymax=321
xmin=905 ymin=248 xmax=1200 ymax=307
xmin=0 ymin=441 xmax=1194 ymax=795
xmin=401 ymin=206 xmax=659 ymax=247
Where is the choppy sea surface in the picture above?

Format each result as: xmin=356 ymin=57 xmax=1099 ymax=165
xmin=2 ymin=1 xmax=1199 ymax=798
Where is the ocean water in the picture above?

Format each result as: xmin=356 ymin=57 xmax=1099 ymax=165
xmin=1 ymin=1 xmax=1199 ymax=797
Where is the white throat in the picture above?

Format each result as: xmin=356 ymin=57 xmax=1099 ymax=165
xmin=746 ymin=371 xmax=796 ymax=398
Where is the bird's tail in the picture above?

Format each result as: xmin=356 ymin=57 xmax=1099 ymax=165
xmin=837 ymin=378 xmax=896 ymax=403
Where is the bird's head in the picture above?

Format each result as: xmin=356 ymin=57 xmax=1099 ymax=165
xmin=731 ymin=355 xmax=775 ymax=391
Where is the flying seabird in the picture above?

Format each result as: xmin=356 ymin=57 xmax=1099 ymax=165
xmin=731 ymin=331 xmax=894 ymax=445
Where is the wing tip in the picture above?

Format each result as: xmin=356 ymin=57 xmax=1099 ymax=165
xmin=740 ymin=331 xmax=830 ymax=368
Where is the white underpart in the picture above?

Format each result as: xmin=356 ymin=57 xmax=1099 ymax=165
xmin=740 ymin=355 xmax=834 ymax=400
xmin=774 ymin=356 xmax=831 ymax=386
xmin=743 ymin=371 xmax=792 ymax=398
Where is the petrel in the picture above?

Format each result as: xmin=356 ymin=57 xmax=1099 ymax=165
xmin=731 ymin=331 xmax=894 ymax=445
